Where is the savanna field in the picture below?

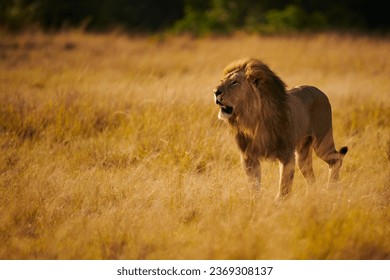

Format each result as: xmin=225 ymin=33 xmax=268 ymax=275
xmin=0 ymin=31 xmax=389 ymax=259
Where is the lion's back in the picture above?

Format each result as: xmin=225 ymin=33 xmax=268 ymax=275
xmin=288 ymin=85 xmax=330 ymax=105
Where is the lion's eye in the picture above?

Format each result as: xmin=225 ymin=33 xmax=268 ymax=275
xmin=231 ymin=80 xmax=239 ymax=86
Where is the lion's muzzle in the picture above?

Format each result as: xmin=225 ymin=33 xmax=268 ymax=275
xmin=214 ymin=88 xmax=233 ymax=118
xmin=215 ymin=96 xmax=233 ymax=116
xmin=214 ymin=88 xmax=222 ymax=97
xmin=215 ymin=98 xmax=223 ymax=106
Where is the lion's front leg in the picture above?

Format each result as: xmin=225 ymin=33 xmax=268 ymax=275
xmin=276 ymin=155 xmax=296 ymax=200
xmin=241 ymin=154 xmax=261 ymax=191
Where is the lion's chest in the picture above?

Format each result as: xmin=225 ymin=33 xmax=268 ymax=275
xmin=235 ymin=131 xmax=281 ymax=160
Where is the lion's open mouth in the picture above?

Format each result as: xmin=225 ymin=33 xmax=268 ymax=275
xmin=216 ymin=99 xmax=233 ymax=115
xmin=221 ymin=105 xmax=233 ymax=114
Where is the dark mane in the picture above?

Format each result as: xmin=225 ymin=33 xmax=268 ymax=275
xmin=226 ymin=58 xmax=294 ymax=162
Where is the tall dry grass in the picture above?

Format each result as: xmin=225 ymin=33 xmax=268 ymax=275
xmin=0 ymin=31 xmax=389 ymax=259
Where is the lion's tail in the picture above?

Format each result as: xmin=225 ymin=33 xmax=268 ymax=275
xmin=327 ymin=146 xmax=348 ymax=184
xmin=339 ymin=146 xmax=348 ymax=157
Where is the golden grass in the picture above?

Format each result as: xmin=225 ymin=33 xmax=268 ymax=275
xmin=0 ymin=31 xmax=389 ymax=259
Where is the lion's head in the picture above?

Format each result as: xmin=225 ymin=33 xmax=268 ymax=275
xmin=213 ymin=58 xmax=289 ymax=134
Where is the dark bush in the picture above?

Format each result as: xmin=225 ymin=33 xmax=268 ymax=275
xmin=0 ymin=0 xmax=388 ymax=33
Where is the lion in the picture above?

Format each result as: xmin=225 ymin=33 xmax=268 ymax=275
xmin=213 ymin=58 xmax=348 ymax=199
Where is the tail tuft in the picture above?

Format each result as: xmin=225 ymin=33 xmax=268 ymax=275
xmin=339 ymin=146 xmax=348 ymax=155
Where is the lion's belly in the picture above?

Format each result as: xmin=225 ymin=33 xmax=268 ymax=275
xmin=288 ymin=94 xmax=311 ymax=145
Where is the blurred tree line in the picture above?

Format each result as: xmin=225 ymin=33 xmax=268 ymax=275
xmin=0 ymin=0 xmax=388 ymax=34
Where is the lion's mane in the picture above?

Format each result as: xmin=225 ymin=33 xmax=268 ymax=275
xmin=224 ymin=58 xmax=294 ymax=163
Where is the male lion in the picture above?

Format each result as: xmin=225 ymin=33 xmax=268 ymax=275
xmin=213 ymin=58 xmax=348 ymax=199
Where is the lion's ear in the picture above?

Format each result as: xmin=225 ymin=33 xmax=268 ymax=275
xmin=245 ymin=63 xmax=265 ymax=88
xmin=246 ymin=70 xmax=264 ymax=87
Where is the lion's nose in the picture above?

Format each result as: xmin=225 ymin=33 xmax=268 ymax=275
xmin=214 ymin=88 xmax=222 ymax=97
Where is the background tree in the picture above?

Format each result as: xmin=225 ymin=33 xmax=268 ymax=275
xmin=0 ymin=0 xmax=388 ymax=33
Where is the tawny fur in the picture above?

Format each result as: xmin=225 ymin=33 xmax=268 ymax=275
xmin=213 ymin=58 xmax=348 ymax=199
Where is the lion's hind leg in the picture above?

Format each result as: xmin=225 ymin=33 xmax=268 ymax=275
xmin=297 ymin=136 xmax=316 ymax=185
xmin=314 ymin=139 xmax=348 ymax=187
